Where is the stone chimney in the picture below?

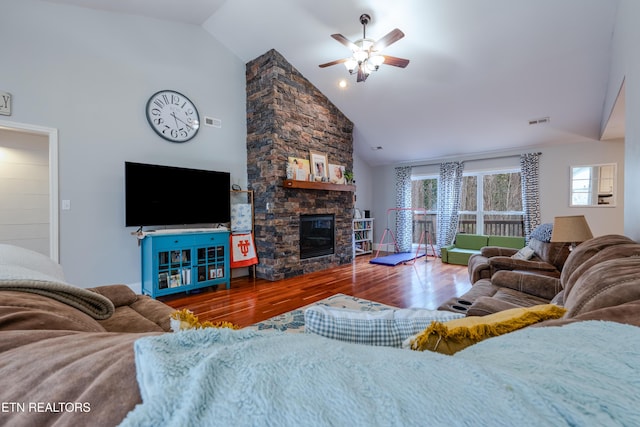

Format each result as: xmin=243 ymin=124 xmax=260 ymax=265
xmin=246 ymin=49 xmax=354 ymax=280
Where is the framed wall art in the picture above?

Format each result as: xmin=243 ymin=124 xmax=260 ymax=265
xmin=287 ymin=157 xmax=311 ymax=181
xmin=310 ymin=150 xmax=328 ymax=181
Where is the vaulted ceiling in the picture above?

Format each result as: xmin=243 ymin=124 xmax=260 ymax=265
xmin=42 ymin=0 xmax=622 ymax=166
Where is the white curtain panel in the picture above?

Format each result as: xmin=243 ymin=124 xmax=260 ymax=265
xmin=436 ymin=161 xmax=464 ymax=253
xmin=394 ymin=167 xmax=412 ymax=253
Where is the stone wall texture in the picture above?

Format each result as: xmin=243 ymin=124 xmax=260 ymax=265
xmin=246 ymin=49 xmax=354 ymax=281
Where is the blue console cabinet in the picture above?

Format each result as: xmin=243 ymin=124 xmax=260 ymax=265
xmin=140 ymin=230 xmax=230 ymax=298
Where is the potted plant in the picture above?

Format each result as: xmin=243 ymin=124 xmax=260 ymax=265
xmin=344 ymin=169 xmax=354 ymax=184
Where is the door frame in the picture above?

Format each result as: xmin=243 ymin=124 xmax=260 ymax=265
xmin=0 ymin=119 xmax=59 ymax=262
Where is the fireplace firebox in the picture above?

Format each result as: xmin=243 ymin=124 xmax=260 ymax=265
xmin=300 ymin=214 xmax=335 ymax=259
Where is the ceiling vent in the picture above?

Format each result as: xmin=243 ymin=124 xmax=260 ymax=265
xmin=528 ymin=117 xmax=550 ymax=126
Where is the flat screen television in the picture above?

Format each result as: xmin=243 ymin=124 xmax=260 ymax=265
xmin=125 ymin=161 xmax=230 ymax=228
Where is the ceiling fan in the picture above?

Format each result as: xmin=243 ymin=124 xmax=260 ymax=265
xmin=319 ymin=14 xmax=410 ymax=82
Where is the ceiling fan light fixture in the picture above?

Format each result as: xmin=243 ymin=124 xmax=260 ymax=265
xmin=369 ymin=55 xmax=385 ymax=67
xmin=353 ymin=50 xmax=368 ymax=63
xmin=344 ymin=58 xmax=358 ymax=73
xmin=319 ymin=14 xmax=409 ymax=83
xmin=365 ymin=62 xmax=376 ymax=74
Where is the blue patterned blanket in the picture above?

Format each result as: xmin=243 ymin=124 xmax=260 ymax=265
xmin=120 ymin=321 xmax=640 ymax=427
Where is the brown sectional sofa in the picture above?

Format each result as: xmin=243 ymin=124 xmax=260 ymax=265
xmin=467 ymin=237 xmax=571 ymax=284
xmin=0 ymin=285 xmax=175 ymax=427
xmin=0 ymin=243 xmax=175 ymax=426
xmin=441 ymin=234 xmax=640 ymax=321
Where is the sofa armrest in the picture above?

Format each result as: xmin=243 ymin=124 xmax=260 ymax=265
xmin=89 ymin=284 xmax=137 ymax=307
xmin=480 ymin=246 xmax=519 ymax=257
xmin=466 ymin=296 xmax=522 ymax=316
xmin=488 ymin=256 xmax=559 ymax=273
xmin=440 ymin=245 xmax=454 ymax=262
xmin=491 ymin=271 xmax=562 ymax=301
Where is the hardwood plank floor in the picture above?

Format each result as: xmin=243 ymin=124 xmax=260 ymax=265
xmin=159 ymin=254 xmax=472 ymax=328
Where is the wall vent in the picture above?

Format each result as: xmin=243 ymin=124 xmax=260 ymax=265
xmin=204 ymin=116 xmax=222 ymax=128
xmin=528 ymin=116 xmax=550 ymax=126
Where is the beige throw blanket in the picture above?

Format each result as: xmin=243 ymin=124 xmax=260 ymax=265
xmin=0 ymin=265 xmax=114 ymax=319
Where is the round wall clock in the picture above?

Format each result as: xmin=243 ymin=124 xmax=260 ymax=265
xmin=145 ymin=90 xmax=200 ymax=143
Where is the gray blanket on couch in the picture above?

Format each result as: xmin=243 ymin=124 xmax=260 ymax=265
xmin=0 ymin=265 xmax=114 ymax=319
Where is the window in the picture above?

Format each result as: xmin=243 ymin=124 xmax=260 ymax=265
xmin=479 ymin=172 xmax=523 ymax=236
xmin=411 ymin=178 xmax=437 ymax=245
xmin=412 ymin=170 xmax=524 ymax=241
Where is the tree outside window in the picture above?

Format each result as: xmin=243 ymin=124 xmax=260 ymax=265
xmin=412 ymin=170 xmax=524 ymax=242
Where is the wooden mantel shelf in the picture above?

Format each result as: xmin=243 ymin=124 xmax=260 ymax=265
xmin=283 ymin=179 xmax=355 ymax=192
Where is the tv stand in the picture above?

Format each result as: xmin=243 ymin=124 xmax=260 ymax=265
xmin=139 ymin=229 xmax=230 ymax=298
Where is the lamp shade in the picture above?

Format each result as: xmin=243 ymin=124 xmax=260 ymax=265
xmin=550 ymin=215 xmax=593 ymax=243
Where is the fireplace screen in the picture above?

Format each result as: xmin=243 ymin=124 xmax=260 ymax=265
xmin=299 ymin=214 xmax=335 ymax=259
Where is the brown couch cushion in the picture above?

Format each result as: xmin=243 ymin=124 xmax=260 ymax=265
xmin=527 ymin=238 xmax=571 ymax=272
xmin=129 ymin=295 xmax=173 ymax=332
xmin=98 ymin=303 xmax=170 ymax=333
xmin=564 ymin=257 xmax=640 ymax=317
xmin=0 ymin=291 xmax=106 ymax=332
xmin=534 ymin=300 xmax=640 ymax=328
xmin=491 ymin=270 xmax=562 ymax=301
xmin=559 ymin=234 xmax=634 ymax=293
xmin=89 ymin=284 xmax=138 ymax=307
xmin=562 ymin=242 xmax=640 ymax=298
xmin=0 ymin=329 xmax=159 ymax=427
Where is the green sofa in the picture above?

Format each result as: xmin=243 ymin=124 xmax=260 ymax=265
xmin=441 ymin=234 xmax=525 ymax=265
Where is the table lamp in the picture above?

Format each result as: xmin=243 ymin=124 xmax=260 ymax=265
xmin=550 ymin=215 xmax=593 ymax=250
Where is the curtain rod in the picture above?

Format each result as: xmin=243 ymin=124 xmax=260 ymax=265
xmin=409 ymin=152 xmax=542 ymax=169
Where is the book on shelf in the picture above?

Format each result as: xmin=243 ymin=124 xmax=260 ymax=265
xmin=158 ymin=272 xmax=168 ymax=289
xmin=181 ymin=268 xmax=191 ymax=285
xmin=169 ymin=273 xmax=181 ymax=288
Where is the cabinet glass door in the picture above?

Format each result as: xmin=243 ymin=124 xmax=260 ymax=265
xmin=157 ymin=249 xmax=192 ymax=289
xmin=196 ymin=245 xmax=226 ymax=284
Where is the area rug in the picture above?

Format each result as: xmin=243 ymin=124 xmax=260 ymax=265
xmin=245 ymin=293 xmax=396 ymax=333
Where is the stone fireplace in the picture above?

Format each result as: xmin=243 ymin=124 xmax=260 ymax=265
xmin=246 ymin=49 xmax=354 ymax=281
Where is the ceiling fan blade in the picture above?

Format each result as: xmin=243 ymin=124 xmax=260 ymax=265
xmin=373 ymin=29 xmax=405 ymax=51
xmin=319 ymin=58 xmax=348 ymax=68
xmin=382 ymin=55 xmax=410 ymax=68
xmin=331 ymin=34 xmax=358 ymax=51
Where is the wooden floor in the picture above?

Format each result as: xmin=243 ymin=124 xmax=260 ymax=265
xmin=159 ymin=254 xmax=472 ymax=328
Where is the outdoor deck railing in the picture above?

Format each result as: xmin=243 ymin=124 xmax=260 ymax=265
xmin=412 ymin=217 xmax=524 ymax=245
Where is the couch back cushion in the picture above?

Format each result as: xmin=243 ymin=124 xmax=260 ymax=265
xmin=527 ymin=238 xmax=571 ymax=271
xmin=559 ymin=234 xmax=635 ymax=289
xmin=564 ymin=257 xmax=640 ymax=317
xmin=0 ymin=291 xmax=106 ymax=332
xmin=487 ymin=236 xmax=525 ymax=249
xmin=455 ymin=234 xmax=488 ymax=250
xmin=563 ymin=243 xmax=640 ymax=298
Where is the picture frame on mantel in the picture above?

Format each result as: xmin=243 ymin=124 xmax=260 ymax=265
xmin=287 ymin=156 xmax=310 ymax=181
xmin=329 ymin=164 xmax=346 ymax=184
xmin=310 ymin=150 xmax=328 ymax=181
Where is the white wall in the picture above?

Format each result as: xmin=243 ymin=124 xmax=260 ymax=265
xmin=353 ymin=152 xmax=373 ymax=217
xmin=1 ymin=0 xmax=247 ymax=289
xmin=0 ymin=129 xmax=49 ymax=254
xmin=603 ymin=0 xmax=640 ymax=240
xmin=370 ymin=139 xmax=625 ymax=244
